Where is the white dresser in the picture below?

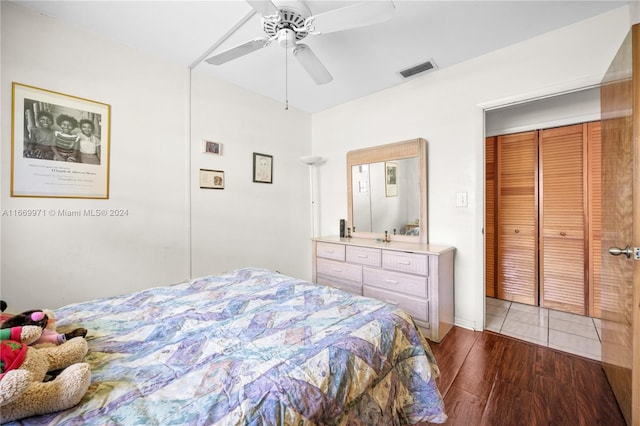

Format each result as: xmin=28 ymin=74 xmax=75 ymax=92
xmin=312 ymin=236 xmax=455 ymax=342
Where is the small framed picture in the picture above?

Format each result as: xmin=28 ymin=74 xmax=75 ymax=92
xmin=385 ymin=161 xmax=398 ymax=197
xmin=253 ymin=152 xmax=273 ymax=184
xmin=202 ymin=140 xmax=222 ymax=155
xmin=199 ymin=169 xmax=224 ymax=189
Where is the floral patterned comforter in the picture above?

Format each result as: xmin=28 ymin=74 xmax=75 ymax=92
xmin=14 ymin=268 xmax=446 ymax=425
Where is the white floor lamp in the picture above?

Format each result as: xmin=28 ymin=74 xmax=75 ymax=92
xmin=300 ymin=155 xmax=323 ymax=238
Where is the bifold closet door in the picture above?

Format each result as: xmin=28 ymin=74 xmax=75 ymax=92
xmin=539 ymin=123 xmax=587 ymax=315
xmin=485 ymin=136 xmax=497 ymax=298
xmin=497 ymin=131 xmax=538 ymax=305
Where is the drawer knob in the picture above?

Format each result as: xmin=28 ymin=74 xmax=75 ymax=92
xmin=358 ymin=255 xmax=368 ymax=258
xmin=385 ymin=279 xmax=398 ymax=284
xmin=399 ymin=261 xmax=411 ymax=265
xmin=514 ymin=229 xmax=520 ymax=233
xmin=560 ymin=232 xmax=566 ymax=236
xmin=331 ymin=268 xmax=342 ymax=272
xmin=384 ymin=299 xmax=399 ymax=306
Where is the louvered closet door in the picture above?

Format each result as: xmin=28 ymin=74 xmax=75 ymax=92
xmin=497 ymin=131 xmax=538 ymax=305
xmin=485 ymin=136 xmax=497 ymax=298
xmin=539 ymin=124 xmax=587 ymax=315
xmin=587 ymin=121 xmax=602 ymax=318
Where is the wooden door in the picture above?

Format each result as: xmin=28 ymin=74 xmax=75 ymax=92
xmin=600 ymin=25 xmax=640 ymax=425
xmin=587 ymin=121 xmax=602 ymax=318
xmin=497 ymin=131 xmax=538 ymax=305
xmin=539 ymin=123 xmax=587 ymax=315
xmin=485 ymin=136 xmax=497 ymax=298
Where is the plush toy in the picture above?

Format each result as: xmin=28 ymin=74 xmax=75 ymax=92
xmin=0 ymin=325 xmax=91 ymax=423
xmin=1 ymin=306 xmax=87 ymax=345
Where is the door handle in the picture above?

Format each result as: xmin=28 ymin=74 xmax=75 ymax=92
xmin=608 ymin=246 xmax=632 ymax=259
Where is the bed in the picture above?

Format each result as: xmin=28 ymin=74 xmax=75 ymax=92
xmin=12 ymin=267 xmax=447 ymax=425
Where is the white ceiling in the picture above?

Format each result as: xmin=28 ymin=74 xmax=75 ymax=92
xmin=13 ymin=0 xmax=629 ymax=113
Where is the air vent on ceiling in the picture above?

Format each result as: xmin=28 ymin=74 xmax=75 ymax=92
xmin=399 ymin=59 xmax=438 ymax=79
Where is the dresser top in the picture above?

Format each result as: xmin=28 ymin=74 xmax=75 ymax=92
xmin=313 ymin=236 xmax=455 ymax=255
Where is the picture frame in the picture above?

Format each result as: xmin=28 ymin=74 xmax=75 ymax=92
xmin=11 ymin=82 xmax=111 ymax=199
xmin=202 ymin=140 xmax=222 ymax=155
xmin=253 ymin=152 xmax=273 ymax=184
xmin=385 ymin=161 xmax=398 ymax=197
xmin=199 ymin=169 xmax=224 ymax=189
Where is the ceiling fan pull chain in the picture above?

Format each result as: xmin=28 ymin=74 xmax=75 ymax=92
xmin=285 ymin=38 xmax=289 ymax=110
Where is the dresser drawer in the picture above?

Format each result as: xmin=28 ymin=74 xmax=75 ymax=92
xmin=346 ymin=246 xmax=381 ymax=267
xmin=382 ymin=251 xmax=428 ymax=276
xmin=317 ymin=277 xmax=362 ymax=296
xmin=316 ymin=242 xmax=346 ymax=261
xmin=363 ymin=286 xmax=429 ymax=323
xmin=316 ymin=258 xmax=362 ymax=283
xmin=363 ymin=267 xmax=427 ymax=298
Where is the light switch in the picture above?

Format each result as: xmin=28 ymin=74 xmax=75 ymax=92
xmin=456 ymin=192 xmax=468 ymax=208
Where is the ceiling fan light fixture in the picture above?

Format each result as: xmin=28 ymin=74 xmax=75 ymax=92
xmin=277 ymin=28 xmax=297 ymax=48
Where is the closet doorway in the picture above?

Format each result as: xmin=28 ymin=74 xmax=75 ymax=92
xmin=484 ymin=88 xmax=603 ymax=355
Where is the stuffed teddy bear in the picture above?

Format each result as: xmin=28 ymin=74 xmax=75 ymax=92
xmin=0 ymin=325 xmax=91 ymax=423
xmin=1 ymin=306 xmax=87 ymax=345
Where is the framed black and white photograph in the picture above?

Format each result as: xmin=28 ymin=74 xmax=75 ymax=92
xmin=202 ymin=140 xmax=222 ymax=155
xmin=253 ymin=152 xmax=273 ymax=184
xmin=385 ymin=161 xmax=398 ymax=197
xmin=11 ymin=82 xmax=111 ymax=199
xmin=199 ymin=169 xmax=224 ymax=189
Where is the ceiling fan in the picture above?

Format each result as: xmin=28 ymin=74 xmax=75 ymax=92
xmin=205 ymin=0 xmax=396 ymax=85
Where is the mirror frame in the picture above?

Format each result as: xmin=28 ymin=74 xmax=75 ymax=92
xmin=347 ymin=138 xmax=428 ymax=243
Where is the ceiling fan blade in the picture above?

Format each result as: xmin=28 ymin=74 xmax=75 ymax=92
xmin=205 ymin=38 xmax=270 ymax=65
xmin=293 ymin=44 xmax=333 ymax=85
xmin=246 ymin=0 xmax=279 ymax=16
xmin=306 ymin=0 xmax=395 ymax=34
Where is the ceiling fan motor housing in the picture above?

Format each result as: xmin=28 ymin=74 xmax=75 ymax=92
xmin=263 ymin=1 xmax=311 ymax=44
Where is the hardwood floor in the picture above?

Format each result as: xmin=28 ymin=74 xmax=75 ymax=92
xmin=425 ymin=327 xmax=625 ymax=425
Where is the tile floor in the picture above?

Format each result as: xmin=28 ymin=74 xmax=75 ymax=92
xmin=485 ymin=297 xmax=602 ymax=361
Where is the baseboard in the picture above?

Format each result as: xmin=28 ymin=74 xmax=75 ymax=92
xmin=454 ymin=317 xmax=478 ymax=331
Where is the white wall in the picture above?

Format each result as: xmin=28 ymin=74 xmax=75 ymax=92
xmin=189 ymin=68 xmax=312 ymax=280
xmin=0 ymin=1 xmax=190 ymax=310
xmin=311 ymin=6 xmax=631 ymax=331
xmin=0 ymin=2 xmax=3 ymax=309
xmin=0 ymin=2 xmax=312 ymax=311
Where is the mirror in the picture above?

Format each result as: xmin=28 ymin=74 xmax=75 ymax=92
xmin=347 ymin=139 xmax=428 ymax=243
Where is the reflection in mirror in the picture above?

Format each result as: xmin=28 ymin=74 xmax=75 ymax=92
xmin=347 ymin=139 xmax=427 ymax=243
xmin=351 ymin=158 xmax=420 ymax=234
xmin=352 ymin=164 xmax=371 ymax=231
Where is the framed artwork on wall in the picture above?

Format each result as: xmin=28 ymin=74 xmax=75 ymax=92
xmin=202 ymin=140 xmax=222 ymax=155
xmin=385 ymin=161 xmax=398 ymax=197
xmin=253 ymin=152 xmax=273 ymax=184
xmin=11 ymin=82 xmax=111 ymax=199
xmin=199 ymin=169 xmax=224 ymax=189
